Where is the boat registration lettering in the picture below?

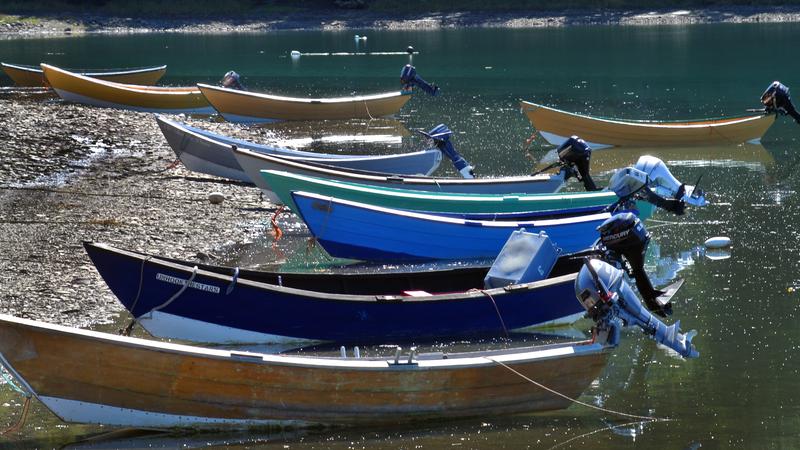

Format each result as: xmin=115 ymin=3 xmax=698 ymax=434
xmin=155 ymin=273 xmax=221 ymax=294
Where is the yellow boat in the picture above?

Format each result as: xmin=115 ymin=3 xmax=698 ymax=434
xmin=197 ymin=83 xmax=413 ymax=123
xmin=41 ymin=64 xmax=213 ymax=114
xmin=521 ymin=100 xmax=776 ymax=148
xmin=2 ymin=62 xmax=166 ymax=87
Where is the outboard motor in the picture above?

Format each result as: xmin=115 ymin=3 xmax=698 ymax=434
xmin=597 ymin=213 xmax=672 ymax=317
xmin=609 ymin=156 xmax=707 ymax=215
xmin=557 ymin=136 xmax=599 ymax=191
xmin=419 ymin=124 xmax=474 ymax=178
xmin=575 ymin=259 xmax=699 ymax=358
xmin=221 ymin=71 xmax=245 ymax=90
xmin=400 ymin=64 xmax=439 ymax=96
xmin=761 ymin=81 xmax=800 ymax=124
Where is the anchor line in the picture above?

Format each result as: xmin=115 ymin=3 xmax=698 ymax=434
xmin=485 ymin=357 xmax=671 ymax=422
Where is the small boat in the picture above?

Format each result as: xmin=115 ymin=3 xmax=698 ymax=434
xmin=1 ymin=62 xmax=167 ymax=87
xmin=233 ymin=147 xmax=568 ymax=203
xmin=197 ymin=83 xmax=413 ymax=123
xmin=520 ymin=101 xmax=776 ymax=148
xmin=84 ymin=241 xmax=589 ymax=344
xmin=156 ymin=115 xmax=442 ymax=183
xmin=292 ymin=191 xmax=617 ymax=261
xmin=261 ymin=169 xmax=653 ymax=218
xmin=0 ymin=313 xmax=610 ymax=428
xmin=0 ymin=259 xmax=698 ymax=428
xmin=41 ymin=64 xmax=213 ymax=113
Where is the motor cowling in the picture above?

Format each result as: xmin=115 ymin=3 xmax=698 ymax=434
xmin=575 ymin=259 xmax=698 ymax=358
xmin=221 ymin=71 xmax=245 ymax=90
xmin=557 ymin=136 xmax=598 ymax=191
xmin=761 ymin=81 xmax=800 ymax=123
xmin=400 ymin=64 xmax=439 ymax=97
xmin=420 ymin=124 xmax=474 ymax=178
xmin=597 ymin=213 xmax=672 ymax=317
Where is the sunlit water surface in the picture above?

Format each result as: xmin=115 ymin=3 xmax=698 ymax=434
xmin=1 ymin=23 xmax=800 ymax=448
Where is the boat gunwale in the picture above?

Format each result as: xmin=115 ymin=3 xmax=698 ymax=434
xmin=292 ymin=190 xmax=611 ymax=228
xmin=0 ymin=313 xmax=605 ymax=371
xmin=197 ymin=82 xmax=411 ymax=104
xmin=520 ymin=100 xmax=772 ymax=128
xmin=3 ymin=62 xmax=167 ymax=77
xmin=41 ymin=64 xmax=199 ymax=95
xmin=86 ymin=241 xmax=580 ymax=304
xmin=157 ymin=115 xmax=439 ymax=163
xmin=234 ymin=146 xmax=559 ymax=185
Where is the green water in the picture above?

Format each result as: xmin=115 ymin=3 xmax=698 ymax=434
xmin=2 ymin=24 xmax=800 ymax=448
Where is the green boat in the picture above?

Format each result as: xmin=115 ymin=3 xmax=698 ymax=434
xmin=260 ymin=169 xmax=656 ymax=219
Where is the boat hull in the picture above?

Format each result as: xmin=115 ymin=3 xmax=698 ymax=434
xmin=1 ymin=62 xmax=166 ymax=87
xmin=292 ymin=191 xmax=612 ymax=261
xmin=261 ymin=169 xmax=650 ymax=217
xmin=198 ymin=83 xmax=413 ymax=123
xmin=156 ymin=116 xmax=442 ymax=182
xmin=0 ymin=314 xmax=610 ymax=428
xmin=84 ymin=242 xmax=586 ymax=344
xmin=233 ymin=147 xmax=566 ymax=203
xmin=42 ymin=64 xmax=212 ymax=113
xmin=521 ymin=101 xmax=776 ymax=147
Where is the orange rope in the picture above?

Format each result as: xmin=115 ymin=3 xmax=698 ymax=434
xmin=165 ymin=158 xmax=181 ymax=170
xmin=270 ymin=205 xmax=286 ymax=241
xmin=0 ymin=396 xmax=31 ymax=436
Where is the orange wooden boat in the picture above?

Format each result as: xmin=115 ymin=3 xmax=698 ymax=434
xmin=521 ymin=100 xmax=775 ymax=148
xmin=0 ymin=313 xmax=610 ymax=428
xmin=1 ymin=62 xmax=166 ymax=87
xmin=41 ymin=64 xmax=212 ymax=113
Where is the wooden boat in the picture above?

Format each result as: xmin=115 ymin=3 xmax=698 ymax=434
xmin=197 ymin=83 xmax=413 ymax=123
xmin=84 ymin=242 xmax=590 ymax=344
xmin=156 ymin=115 xmax=442 ymax=183
xmin=261 ymin=169 xmax=655 ymax=219
xmin=520 ymin=101 xmax=776 ymax=148
xmin=292 ymin=191 xmax=619 ymax=261
xmin=41 ymin=64 xmax=213 ymax=113
xmin=232 ymin=147 xmax=567 ymax=204
xmin=1 ymin=62 xmax=166 ymax=87
xmin=0 ymin=313 xmax=611 ymax=428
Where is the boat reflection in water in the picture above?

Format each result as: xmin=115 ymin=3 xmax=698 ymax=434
xmin=252 ymin=118 xmax=411 ymax=156
xmin=536 ymin=142 xmax=774 ymax=175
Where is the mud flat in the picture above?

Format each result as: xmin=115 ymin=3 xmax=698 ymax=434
xmin=0 ymin=92 xmax=281 ymax=327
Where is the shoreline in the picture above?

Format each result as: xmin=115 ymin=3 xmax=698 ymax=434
xmin=2 ymin=6 xmax=800 ymax=37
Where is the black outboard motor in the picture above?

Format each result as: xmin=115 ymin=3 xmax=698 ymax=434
xmin=419 ymin=124 xmax=474 ymax=178
xmin=557 ymin=136 xmax=598 ymax=191
xmin=221 ymin=70 xmax=245 ymax=90
xmin=597 ymin=212 xmax=673 ymax=318
xmin=400 ymin=64 xmax=439 ymax=97
xmin=762 ymin=81 xmax=800 ymax=124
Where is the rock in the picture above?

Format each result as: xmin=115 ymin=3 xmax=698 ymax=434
xmin=208 ymin=192 xmax=225 ymax=204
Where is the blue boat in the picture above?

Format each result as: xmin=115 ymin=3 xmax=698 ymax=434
xmin=84 ymin=242 xmax=588 ymax=344
xmin=291 ymin=191 xmax=623 ymax=261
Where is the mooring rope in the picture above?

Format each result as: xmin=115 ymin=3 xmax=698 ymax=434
xmin=546 ymin=420 xmax=654 ymax=449
xmin=480 ymin=289 xmax=510 ymax=339
xmin=0 ymin=367 xmax=32 ymax=435
xmin=144 ymin=266 xmax=199 ymax=319
xmin=363 ymin=99 xmax=376 ymax=121
xmin=484 ymin=356 xmax=671 ymax=422
xmin=270 ymin=204 xmax=286 ymax=241
xmin=121 ymin=255 xmax=153 ymax=336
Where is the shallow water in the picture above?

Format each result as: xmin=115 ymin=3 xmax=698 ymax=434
xmin=1 ymin=23 xmax=800 ymax=448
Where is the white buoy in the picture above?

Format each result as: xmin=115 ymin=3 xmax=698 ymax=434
xmin=354 ymin=34 xmax=360 ymax=40
xmin=208 ymin=192 xmax=225 ymax=204
xmin=704 ymin=236 xmax=731 ymax=249
xmin=290 ymin=50 xmax=301 ymax=58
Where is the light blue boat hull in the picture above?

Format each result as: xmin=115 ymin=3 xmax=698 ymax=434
xmin=156 ymin=115 xmax=442 ymax=182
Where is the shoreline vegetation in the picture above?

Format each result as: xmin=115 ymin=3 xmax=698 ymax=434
xmin=2 ymin=2 xmax=800 ymax=36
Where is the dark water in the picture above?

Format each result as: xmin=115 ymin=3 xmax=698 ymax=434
xmin=2 ymin=24 xmax=800 ymax=448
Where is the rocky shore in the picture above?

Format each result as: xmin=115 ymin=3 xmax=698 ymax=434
xmin=2 ymin=6 xmax=800 ymax=37
xmin=0 ymin=92 xmax=282 ymax=327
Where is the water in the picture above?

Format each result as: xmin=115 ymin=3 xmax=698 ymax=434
xmin=2 ymin=23 xmax=800 ymax=448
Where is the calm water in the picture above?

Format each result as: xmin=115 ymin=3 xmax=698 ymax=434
xmin=2 ymin=24 xmax=800 ymax=448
